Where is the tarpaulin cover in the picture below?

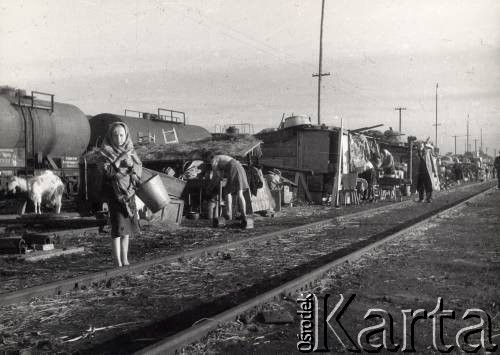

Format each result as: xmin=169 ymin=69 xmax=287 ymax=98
xmin=349 ymin=133 xmax=379 ymax=172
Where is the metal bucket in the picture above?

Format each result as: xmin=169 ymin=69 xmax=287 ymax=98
xmin=136 ymin=175 xmax=170 ymax=213
xmin=283 ymin=115 xmax=311 ymax=128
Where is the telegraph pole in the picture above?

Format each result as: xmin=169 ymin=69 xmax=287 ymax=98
xmin=432 ymin=83 xmax=441 ymax=148
xmin=452 ymin=135 xmax=459 ymax=155
xmin=480 ymin=128 xmax=483 ymax=152
xmin=466 ymin=115 xmax=469 ymax=153
xmin=313 ymin=0 xmax=330 ymax=125
xmin=394 ymin=107 xmax=406 ymax=132
xmin=474 ymin=139 xmax=478 ymax=154
xmin=452 ymin=135 xmax=466 ymax=155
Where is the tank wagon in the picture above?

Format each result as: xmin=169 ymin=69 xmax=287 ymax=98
xmin=88 ymin=108 xmax=211 ymax=148
xmin=0 ymin=86 xmax=90 ymax=194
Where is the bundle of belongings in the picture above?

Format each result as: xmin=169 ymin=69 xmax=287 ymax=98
xmin=134 ymin=134 xmax=262 ymax=162
xmin=264 ymin=168 xmax=298 ymax=191
xmin=181 ymin=160 xmax=204 ymax=180
xmin=349 ymin=133 xmax=380 ymax=173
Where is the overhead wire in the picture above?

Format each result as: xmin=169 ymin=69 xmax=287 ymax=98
xmin=164 ymin=2 xmax=313 ymax=73
xmin=164 ymin=2 xmax=438 ymax=113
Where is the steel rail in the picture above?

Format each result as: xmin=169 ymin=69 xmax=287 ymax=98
xmin=135 ymin=185 xmax=494 ymax=355
xmin=0 ymin=182 xmax=491 ymax=307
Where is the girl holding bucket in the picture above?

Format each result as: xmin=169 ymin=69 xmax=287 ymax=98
xmin=100 ymin=122 xmax=142 ymax=267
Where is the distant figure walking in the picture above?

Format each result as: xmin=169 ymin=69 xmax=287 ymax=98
xmin=100 ymin=122 xmax=142 ymax=267
xmin=494 ymin=153 xmax=500 ymax=189
xmin=416 ymin=142 xmax=437 ymax=202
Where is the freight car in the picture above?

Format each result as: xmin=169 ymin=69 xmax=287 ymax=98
xmin=88 ymin=109 xmax=211 ymax=148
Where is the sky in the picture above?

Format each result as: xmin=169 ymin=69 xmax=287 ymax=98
xmin=1 ymin=0 xmax=499 ymax=155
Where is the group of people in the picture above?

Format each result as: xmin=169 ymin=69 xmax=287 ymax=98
xmin=98 ymin=122 xmax=251 ymax=267
xmin=97 ymin=121 xmax=500 ymax=267
xmin=357 ymin=143 xmax=437 ymax=203
xmin=438 ymin=154 xmax=498 ymax=190
xmin=376 ymin=142 xmax=438 ymax=203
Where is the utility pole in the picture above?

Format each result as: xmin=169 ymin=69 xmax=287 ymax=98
xmin=312 ymin=0 xmax=330 ymax=125
xmin=452 ymin=135 xmax=459 ymax=155
xmin=432 ymin=83 xmax=441 ymax=148
xmin=466 ymin=115 xmax=469 ymax=153
xmin=474 ymin=139 xmax=478 ymax=154
xmin=480 ymin=128 xmax=483 ymax=152
xmin=452 ymin=135 xmax=466 ymax=155
xmin=394 ymin=107 xmax=406 ymax=132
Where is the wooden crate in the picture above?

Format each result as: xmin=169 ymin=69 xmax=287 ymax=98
xmin=163 ymin=198 xmax=184 ymax=225
xmin=150 ymin=198 xmax=184 ymax=224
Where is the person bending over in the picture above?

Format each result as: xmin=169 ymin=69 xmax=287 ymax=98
xmin=380 ymin=149 xmax=396 ymax=176
xmin=203 ymin=151 xmax=250 ymax=225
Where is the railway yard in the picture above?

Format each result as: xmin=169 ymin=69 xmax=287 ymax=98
xmin=1 ymin=1 xmax=499 ymax=354
xmin=0 ymin=180 xmax=497 ymax=354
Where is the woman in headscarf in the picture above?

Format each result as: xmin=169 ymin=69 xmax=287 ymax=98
xmin=100 ymin=122 xmax=142 ymax=267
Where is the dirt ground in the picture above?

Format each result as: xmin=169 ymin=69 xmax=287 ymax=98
xmin=0 ymin=185 xmax=418 ymax=293
xmin=190 ymin=187 xmax=500 ymax=354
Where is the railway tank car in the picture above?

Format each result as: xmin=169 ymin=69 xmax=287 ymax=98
xmin=88 ymin=108 xmax=211 ymax=148
xmin=0 ymin=86 xmax=90 ymax=194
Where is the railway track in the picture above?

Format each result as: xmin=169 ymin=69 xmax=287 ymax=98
xmin=0 ymin=181 xmax=488 ymax=296
xmin=0 ymin=187 xmax=420 ymax=306
xmin=134 ymin=184 xmax=496 ymax=355
xmin=0 ymin=182 xmax=493 ymax=354
xmin=136 ymin=184 xmax=496 ymax=355
xmin=0 ymin=187 xmax=414 ymax=295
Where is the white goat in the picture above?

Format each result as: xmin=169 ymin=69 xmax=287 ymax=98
xmin=7 ymin=171 xmax=65 ymax=214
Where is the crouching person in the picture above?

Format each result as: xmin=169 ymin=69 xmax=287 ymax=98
xmin=203 ymin=151 xmax=250 ymax=227
xmin=100 ymin=122 xmax=142 ymax=267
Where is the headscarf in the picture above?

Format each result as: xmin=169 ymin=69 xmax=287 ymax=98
xmin=100 ymin=122 xmax=140 ymax=165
